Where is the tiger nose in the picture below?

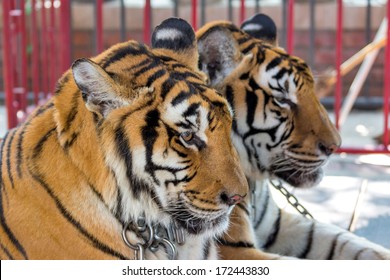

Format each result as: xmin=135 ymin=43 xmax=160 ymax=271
xmin=318 ymin=142 xmax=339 ymax=156
xmin=220 ymin=192 xmax=245 ymax=206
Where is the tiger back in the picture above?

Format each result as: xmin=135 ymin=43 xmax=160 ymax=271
xmin=0 ymin=18 xmax=248 ymax=260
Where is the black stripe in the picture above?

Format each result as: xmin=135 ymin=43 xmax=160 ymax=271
xmin=0 ymin=132 xmax=28 ymax=258
xmin=297 ymin=223 xmax=314 ymax=259
xmin=183 ymin=103 xmax=200 ymax=118
xmin=236 ymin=202 xmax=250 ymax=216
xmin=218 ymin=238 xmax=255 ymax=248
xmin=0 ymin=241 xmax=14 ymax=259
xmin=133 ymin=59 xmax=158 ymax=77
xmin=60 ymin=92 xmax=79 ymax=135
xmin=63 ymin=132 xmax=79 ymax=151
xmin=54 ymin=74 xmax=70 ymax=96
xmin=245 ymin=88 xmax=258 ymax=127
xmin=254 ymin=187 xmax=270 ymax=229
xmin=203 ymin=239 xmax=211 ymax=260
xmin=146 ymin=69 xmax=166 ymax=87
xmin=225 ymin=86 xmax=238 ymax=134
xmin=115 ymin=126 xmax=142 ymax=199
xmin=6 ymin=129 xmax=17 ymax=189
xmin=355 ymin=248 xmax=368 ymax=260
xmin=263 ymin=208 xmax=281 ymax=249
xmin=16 ymin=125 xmax=27 ymax=177
xmin=0 ymin=131 xmax=10 ymax=188
xmin=161 ymin=78 xmax=176 ymax=100
xmin=88 ymin=183 xmax=105 ymax=205
xmin=266 ymin=56 xmax=283 ymax=71
xmin=241 ymin=42 xmax=256 ymax=55
xmin=239 ymin=72 xmax=250 ymax=80
xmin=30 ymin=172 xmax=128 ymax=259
xmin=32 ymin=128 xmax=57 ymax=159
xmin=142 ymin=109 xmax=160 ymax=185
xmin=326 ymin=233 xmax=343 ymax=260
xmin=115 ymin=185 xmax=124 ymax=222
xmin=101 ymin=43 xmax=147 ymax=69
xmin=171 ymin=90 xmax=192 ymax=106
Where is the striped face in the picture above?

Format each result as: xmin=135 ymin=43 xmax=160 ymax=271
xmin=197 ymin=15 xmax=341 ymax=188
xmin=71 ymin=18 xmax=248 ymax=237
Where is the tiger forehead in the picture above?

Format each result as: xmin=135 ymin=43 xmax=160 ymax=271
xmin=102 ymin=45 xmax=205 ymax=83
xmin=246 ymin=39 xmax=315 ymax=85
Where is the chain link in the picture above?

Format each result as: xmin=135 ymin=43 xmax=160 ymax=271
xmin=122 ymin=217 xmax=184 ymax=260
xmin=269 ymin=179 xmax=314 ymax=219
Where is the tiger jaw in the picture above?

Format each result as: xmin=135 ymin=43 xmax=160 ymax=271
xmin=269 ymin=152 xmax=328 ymax=188
xmin=272 ymin=166 xmax=324 ymax=188
xmin=166 ymin=197 xmax=232 ymax=236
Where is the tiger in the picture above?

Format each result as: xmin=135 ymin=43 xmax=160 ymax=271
xmin=0 ymin=17 xmax=252 ymax=260
xmin=196 ymin=13 xmax=390 ymax=259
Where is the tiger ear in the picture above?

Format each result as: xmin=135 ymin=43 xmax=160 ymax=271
xmin=151 ymin=17 xmax=198 ymax=70
xmin=240 ymin=13 xmax=277 ymax=46
xmin=72 ymin=58 xmax=127 ymax=118
xmin=196 ymin=23 xmax=242 ymax=87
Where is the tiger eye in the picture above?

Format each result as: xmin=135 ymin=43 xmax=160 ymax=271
xmin=181 ymin=131 xmax=194 ymax=142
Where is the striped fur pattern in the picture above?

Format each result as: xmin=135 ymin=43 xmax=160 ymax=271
xmin=251 ymin=180 xmax=390 ymax=259
xmin=196 ymin=14 xmax=390 ymax=259
xmin=0 ymin=18 xmax=248 ymax=260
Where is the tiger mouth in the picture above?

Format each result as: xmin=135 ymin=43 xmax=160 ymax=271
xmin=273 ymin=167 xmax=324 ymax=188
xmin=167 ymin=201 xmax=229 ymax=235
xmin=173 ymin=213 xmax=228 ymax=235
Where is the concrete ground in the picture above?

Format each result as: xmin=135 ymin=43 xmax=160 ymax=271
xmin=1 ymin=107 xmax=389 ymax=249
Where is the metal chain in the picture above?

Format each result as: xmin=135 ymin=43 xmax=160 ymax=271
xmin=269 ymin=179 xmax=314 ymax=219
xmin=122 ymin=217 xmax=184 ymax=260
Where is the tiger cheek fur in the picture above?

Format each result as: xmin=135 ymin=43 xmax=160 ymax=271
xmin=197 ymin=18 xmax=341 ymax=188
xmin=0 ymin=18 xmax=248 ymax=260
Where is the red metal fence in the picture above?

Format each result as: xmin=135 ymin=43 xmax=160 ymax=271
xmin=1 ymin=0 xmax=390 ymax=154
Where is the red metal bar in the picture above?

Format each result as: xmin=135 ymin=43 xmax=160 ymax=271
xmin=286 ymin=0 xmax=294 ymax=54
xmin=15 ymin=0 xmax=28 ymax=118
xmin=334 ymin=0 xmax=343 ymax=130
xmin=191 ymin=0 xmax=198 ymax=30
xmin=337 ymin=147 xmax=390 ymax=154
xmin=240 ymin=0 xmax=246 ymax=24
xmin=60 ymin=0 xmax=72 ymax=73
xmin=144 ymin=0 xmax=151 ymax=44
xmin=96 ymin=0 xmax=104 ymax=53
xmin=2 ymin=0 xmax=17 ymax=128
xmin=41 ymin=2 xmax=49 ymax=97
xmin=48 ymin=0 xmax=56 ymax=95
xmin=382 ymin=3 xmax=390 ymax=149
xmin=31 ymin=0 xmax=40 ymax=105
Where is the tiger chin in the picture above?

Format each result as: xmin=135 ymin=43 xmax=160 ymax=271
xmin=0 ymin=18 xmax=248 ymax=260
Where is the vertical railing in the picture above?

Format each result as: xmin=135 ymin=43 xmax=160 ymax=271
xmin=2 ymin=0 xmax=28 ymax=128
xmin=31 ymin=0 xmax=40 ymax=104
xmin=191 ymin=0 xmax=198 ymax=30
xmin=144 ymin=0 xmax=152 ymax=44
xmin=335 ymin=0 xmax=343 ymax=130
xmin=2 ymin=0 xmax=17 ymax=128
xmin=95 ymin=0 xmax=104 ymax=53
xmin=286 ymin=0 xmax=294 ymax=54
xmin=60 ymin=0 xmax=72 ymax=73
xmin=382 ymin=1 xmax=390 ymax=149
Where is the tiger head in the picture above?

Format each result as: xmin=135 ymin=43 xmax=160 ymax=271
xmin=196 ymin=14 xmax=341 ymax=188
xmin=69 ymin=18 xmax=247 ymax=237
